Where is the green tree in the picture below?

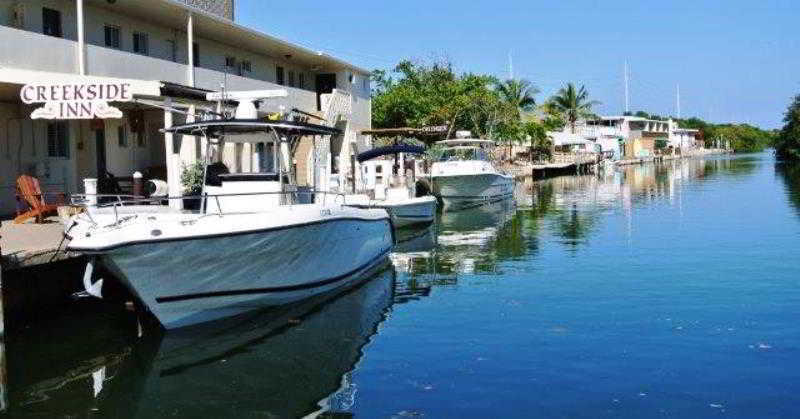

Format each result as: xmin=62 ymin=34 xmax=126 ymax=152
xmin=371 ymin=60 xmax=499 ymax=144
xmin=549 ymin=83 xmax=599 ymax=133
xmin=494 ymin=79 xmax=539 ymax=119
xmin=523 ymin=121 xmax=551 ymax=162
xmin=776 ymin=94 xmax=800 ymax=161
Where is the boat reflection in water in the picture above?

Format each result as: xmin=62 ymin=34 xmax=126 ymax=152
xmin=435 ymin=198 xmax=516 ymax=274
xmin=4 ymin=265 xmax=397 ymax=418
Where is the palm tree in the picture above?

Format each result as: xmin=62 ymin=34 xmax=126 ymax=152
xmin=494 ymin=79 xmax=539 ymax=160
xmin=549 ymin=83 xmax=600 ymax=133
xmin=495 ymin=79 xmax=539 ymax=118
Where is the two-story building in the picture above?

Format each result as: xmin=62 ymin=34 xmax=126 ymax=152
xmin=0 ymin=0 xmax=372 ymax=216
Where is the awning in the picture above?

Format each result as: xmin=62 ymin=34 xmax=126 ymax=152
xmin=162 ymin=119 xmax=341 ymax=139
xmin=357 ymin=144 xmax=427 ymax=163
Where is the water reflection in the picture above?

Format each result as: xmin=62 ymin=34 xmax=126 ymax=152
xmin=776 ymin=162 xmax=800 ymax=218
xmin=4 ymin=268 xmax=396 ymax=418
xmin=3 ymin=154 xmax=773 ymax=418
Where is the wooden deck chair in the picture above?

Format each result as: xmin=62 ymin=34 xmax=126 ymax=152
xmin=13 ymin=175 xmax=65 ymax=224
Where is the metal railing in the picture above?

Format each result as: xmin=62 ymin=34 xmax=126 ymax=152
xmin=69 ymin=190 xmax=364 ymax=226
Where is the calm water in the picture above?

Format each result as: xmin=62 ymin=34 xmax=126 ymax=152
xmin=4 ymin=153 xmax=800 ymax=418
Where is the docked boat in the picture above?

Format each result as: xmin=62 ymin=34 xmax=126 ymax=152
xmin=349 ymin=142 xmax=437 ymax=228
xmin=66 ymin=118 xmax=394 ymax=329
xmin=430 ymin=135 xmax=514 ymax=210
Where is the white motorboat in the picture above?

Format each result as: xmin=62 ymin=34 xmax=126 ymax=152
xmin=67 ymin=118 xmax=394 ymax=329
xmin=430 ymin=136 xmax=514 ymax=210
xmin=349 ymin=143 xmax=437 ymax=228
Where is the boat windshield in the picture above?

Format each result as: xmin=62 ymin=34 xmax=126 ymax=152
xmin=439 ymin=147 xmax=488 ymax=162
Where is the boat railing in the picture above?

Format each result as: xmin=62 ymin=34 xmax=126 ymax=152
xmin=69 ymin=190 xmax=352 ymax=225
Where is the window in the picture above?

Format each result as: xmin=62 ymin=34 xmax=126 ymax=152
xmin=166 ymin=39 xmax=177 ymax=62
xmin=47 ymin=122 xmax=69 ymax=158
xmin=348 ymin=72 xmax=354 ymax=84
xmin=241 ymin=60 xmax=252 ymax=72
xmin=133 ymin=32 xmax=149 ymax=55
xmin=288 ymin=71 xmax=295 ymax=87
xmin=42 ymin=8 xmax=62 ymax=38
xmin=225 ymin=56 xmax=236 ymax=68
xmin=105 ymin=25 xmax=121 ymax=49
xmin=363 ymin=77 xmax=369 ymax=91
xmin=276 ymin=66 xmax=285 ymax=85
xmin=299 ymin=73 xmax=305 ymax=89
xmin=193 ymin=43 xmax=200 ymax=67
xmin=118 ymin=125 xmax=128 ymax=147
xmin=137 ymin=131 xmax=146 ymax=148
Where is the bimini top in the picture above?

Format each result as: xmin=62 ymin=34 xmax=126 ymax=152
xmin=356 ymin=144 xmax=427 ymax=163
xmin=437 ymin=139 xmax=497 ymax=147
xmin=162 ymin=119 xmax=341 ymax=138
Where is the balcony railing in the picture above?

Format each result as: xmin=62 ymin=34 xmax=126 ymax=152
xmin=0 ymin=26 xmax=77 ymax=74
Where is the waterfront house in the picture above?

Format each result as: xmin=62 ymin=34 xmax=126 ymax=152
xmin=0 ymin=0 xmax=372 ymax=216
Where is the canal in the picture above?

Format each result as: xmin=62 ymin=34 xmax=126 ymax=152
xmin=2 ymin=153 xmax=799 ymax=418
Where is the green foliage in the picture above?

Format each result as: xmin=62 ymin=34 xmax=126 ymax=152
xmin=547 ymin=83 xmax=600 ymax=133
xmin=371 ymin=60 xmax=501 ymax=143
xmin=181 ymin=161 xmax=205 ymax=196
xmin=672 ymin=115 xmax=774 ymax=153
xmin=524 ymin=121 xmax=552 ymax=161
xmin=425 ymin=143 xmax=447 ymax=162
xmin=371 ymin=60 xmax=548 ymax=149
xmin=775 ymin=94 xmax=800 ymax=161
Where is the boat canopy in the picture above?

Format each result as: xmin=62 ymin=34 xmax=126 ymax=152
xmin=437 ymin=139 xmax=497 ymax=148
xmin=356 ymin=144 xmax=427 ymax=163
xmin=162 ymin=119 xmax=341 ymax=140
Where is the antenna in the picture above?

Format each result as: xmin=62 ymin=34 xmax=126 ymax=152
xmin=624 ymin=61 xmax=630 ymax=114
xmin=508 ymin=51 xmax=513 ymax=80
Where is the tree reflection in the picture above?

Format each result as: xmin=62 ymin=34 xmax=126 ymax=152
xmin=776 ymin=163 xmax=800 ymax=218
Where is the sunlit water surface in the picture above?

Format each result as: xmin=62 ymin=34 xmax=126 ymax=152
xmin=4 ymin=153 xmax=800 ymax=418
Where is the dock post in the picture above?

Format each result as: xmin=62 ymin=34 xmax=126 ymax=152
xmin=0 ymin=248 xmax=6 ymax=413
xmin=133 ymin=172 xmax=144 ymax=198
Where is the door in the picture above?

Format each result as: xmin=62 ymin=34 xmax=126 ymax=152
xmin=315 ymin=73 xmax=337 ymax=111
xmin=95 ymin=128 xmax=107 ymax=176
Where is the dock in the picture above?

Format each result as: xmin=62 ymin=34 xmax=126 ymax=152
xmin=1 ymin=218 xmax=86 ymax=336
xmin=1 ymin=218 xmax=80 ymax=271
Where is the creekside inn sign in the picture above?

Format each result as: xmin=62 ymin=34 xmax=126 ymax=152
xmin=21 ymin=82 xmax=133 ymax=120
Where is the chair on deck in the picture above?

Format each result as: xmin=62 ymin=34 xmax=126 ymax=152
xmin=13 ymin=175 xmax=65 ymax=224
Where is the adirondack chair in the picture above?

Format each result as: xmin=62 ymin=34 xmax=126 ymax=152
xmin=13 ymin=175 xmax=65 ymax=224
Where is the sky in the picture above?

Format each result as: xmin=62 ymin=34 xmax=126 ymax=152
xmin=236 ymin=0 xmax=800 ymax=129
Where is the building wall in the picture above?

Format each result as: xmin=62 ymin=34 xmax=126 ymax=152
xmin=0 ymin=0 xmax=372 ymax=209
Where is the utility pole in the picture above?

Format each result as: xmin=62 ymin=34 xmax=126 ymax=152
xmin=624 ymin=61 xmax=630 ymax=114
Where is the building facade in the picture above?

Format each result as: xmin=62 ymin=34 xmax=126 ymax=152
xmin=0 ymin=0 xmax=371 ymax=216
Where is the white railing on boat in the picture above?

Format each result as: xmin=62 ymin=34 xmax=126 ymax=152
xmin=69 ymin=190 xmax=369 ymax=226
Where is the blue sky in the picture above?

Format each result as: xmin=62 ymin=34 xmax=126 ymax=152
xmin=237 ymin=0 xmax=799 ymax=129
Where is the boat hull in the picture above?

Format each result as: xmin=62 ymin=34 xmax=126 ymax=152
xmin=432 ymin=173 xmax=514 ymax=210
xmin=89 ymin=216 xmax=393 ymax=329
xmin=372 ymin=196 xmax=438 ymax=228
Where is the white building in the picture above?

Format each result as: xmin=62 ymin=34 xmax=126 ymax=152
xmin=0 ymin=0 xmax=372 ymax=216
xmin=572 ymin=116 xmax=699 ymax=159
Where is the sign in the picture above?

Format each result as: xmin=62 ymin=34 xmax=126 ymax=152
xmin=21 ymin=82 xmax=133 ymax=120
